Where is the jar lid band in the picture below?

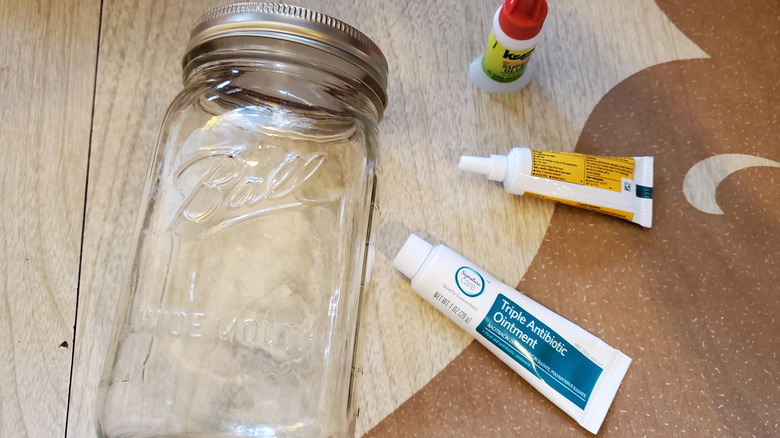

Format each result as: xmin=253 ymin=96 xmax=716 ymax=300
xmin=184 ymin=2 xmax=388 ymax=110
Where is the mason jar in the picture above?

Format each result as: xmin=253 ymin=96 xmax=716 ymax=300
xmin=96 ymin=3 xmax=388 ymax=437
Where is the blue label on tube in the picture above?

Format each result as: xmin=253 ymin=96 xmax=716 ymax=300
xmin=476 ymin=293 xmax=603 ymax=409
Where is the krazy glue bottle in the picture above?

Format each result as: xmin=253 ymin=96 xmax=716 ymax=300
xmin=469 ymin=0 xmax=548 ymax=93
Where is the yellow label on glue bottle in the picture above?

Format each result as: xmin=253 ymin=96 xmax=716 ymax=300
xmin=481 ymin=31 xmax=536 ymax=83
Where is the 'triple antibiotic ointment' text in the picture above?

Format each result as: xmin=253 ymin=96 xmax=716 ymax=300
xmin=393 ymin=234 xmax=631 ymax=434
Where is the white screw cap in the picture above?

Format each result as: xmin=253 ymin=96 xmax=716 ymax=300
xmin=392 ymin=234 xmax=433 ymax=279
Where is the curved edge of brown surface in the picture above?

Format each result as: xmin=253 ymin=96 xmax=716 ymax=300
xmin=365 ymin=1 xmax=779 ymax=436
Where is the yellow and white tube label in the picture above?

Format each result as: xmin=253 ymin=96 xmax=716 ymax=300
xmin=530 ymin=150 xmax=636 ymax=193
xmin=526 ymin=193 xmax=635 ymax=222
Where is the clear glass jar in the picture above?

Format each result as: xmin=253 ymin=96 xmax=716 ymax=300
xmin=96 ymin=3 xmax=388 ymax=437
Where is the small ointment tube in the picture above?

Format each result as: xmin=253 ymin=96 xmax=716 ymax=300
xmin=393 ymin=234 xmax=631 ymax=434
xmin=460 ymin=148 xmax=654 ymax=227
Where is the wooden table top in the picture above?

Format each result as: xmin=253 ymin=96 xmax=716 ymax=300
xmin=2 ymin=0 xmax=777 ymax=436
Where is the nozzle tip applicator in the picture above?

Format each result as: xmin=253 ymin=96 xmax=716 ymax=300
xmin=459 ymin=154 xmax=508 ymax=181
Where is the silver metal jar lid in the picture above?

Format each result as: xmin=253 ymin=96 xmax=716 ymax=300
xmin=183 ymin=2 xmax=389 ymax=113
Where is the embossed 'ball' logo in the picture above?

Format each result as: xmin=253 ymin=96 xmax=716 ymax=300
xmin=455 ymin=267 xmax=484 ymax=297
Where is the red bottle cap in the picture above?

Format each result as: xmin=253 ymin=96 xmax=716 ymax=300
xmin=498 ymin=0 xmax=548 ymax=40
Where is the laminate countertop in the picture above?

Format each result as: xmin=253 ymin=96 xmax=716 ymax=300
xmin=1 ymin=0 xmax=777 ymax=436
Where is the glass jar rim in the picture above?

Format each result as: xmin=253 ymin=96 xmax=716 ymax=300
xmin=183 ymin=2 xmax=388 ymax=112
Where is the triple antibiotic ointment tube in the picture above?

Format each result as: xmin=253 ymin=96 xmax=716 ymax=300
xmin=460 ymin=148 xmax=654 ymax=227
xmin=393 ymin=234 xmax=631 ymax=434
xmin=469 ymin=0 xmax=548 ymax=93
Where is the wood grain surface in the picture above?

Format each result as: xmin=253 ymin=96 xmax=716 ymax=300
xmin=0 ymin=0 xmax=100 ymax=436
xmin=1 ymin=0 xmax=776 ymax=437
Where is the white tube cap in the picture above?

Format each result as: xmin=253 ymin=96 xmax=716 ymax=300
xmin=459 ymin=154 xmax=508 ymax=181
xmin=392 ymin=234 xmax=433 ymax=279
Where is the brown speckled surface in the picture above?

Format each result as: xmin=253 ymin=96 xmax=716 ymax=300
xmin=366 ymin=0 xmax=779 ymax=436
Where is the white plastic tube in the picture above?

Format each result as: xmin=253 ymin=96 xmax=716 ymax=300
xmin=393 ymin=234 xmax=631 ymax=434
xmin=460 ymin=148 xmax=654 ymax=227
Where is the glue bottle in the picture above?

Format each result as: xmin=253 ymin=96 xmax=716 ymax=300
xmin=469 ymin=0 xmax=548 ymax=93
